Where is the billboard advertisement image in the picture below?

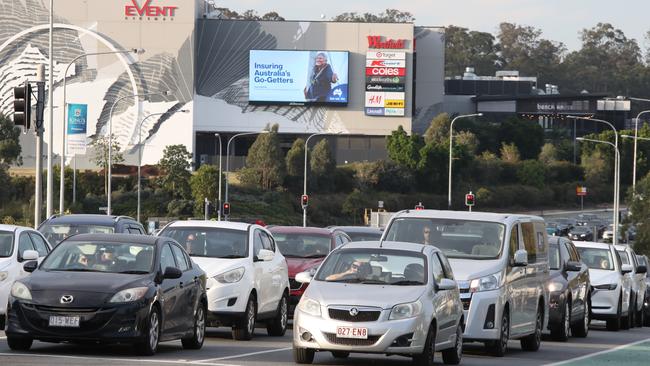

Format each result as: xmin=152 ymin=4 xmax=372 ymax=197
xmin=249 ymin=50 xmax=349 ymax=105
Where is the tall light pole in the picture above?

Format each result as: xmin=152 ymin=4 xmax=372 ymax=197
xmin=631 ymin=110 xmax=650 ymax=194
xmin=448 ymin=113 xmax=482 ymax=209
xmin=215 ymin=133 xmax=223 ymax=221
xmin=105 ymin=88 xmax=169 ymax=216
xmin=59 ymin=48 xmax=144 ymax=214
xmin=46 ymin=0 xmax=54 ymax=218
xmin=576 ymin=137 xmax=620 ymax=244
xmin=224 ymin=131 xmax=269 ymax=220
xmin=302 ymin=132 xmax=342 ymax=227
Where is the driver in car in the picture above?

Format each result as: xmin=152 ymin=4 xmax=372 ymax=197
xmin=325 ymin=260 xmax=371 ymax=281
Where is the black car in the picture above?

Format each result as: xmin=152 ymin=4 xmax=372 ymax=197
xmin=637 ymin=255 xmax=650 ymax=327
xmin=554 ymin=218 xmax=575 ymax=236
xmin=568 ymin=226 xmax=594 ymax=241
xmin=547 ymin=237 xmax=591 ymax=341
xmin=5 ymin=234 xmax=207 ymax=355
xmin=327 ymin=226 xmax=383 ymax=242
xmin=39 ymin=214 xmax=146 ymax=247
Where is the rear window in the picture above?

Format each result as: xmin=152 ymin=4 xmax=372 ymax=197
xmin=158 ymin=226 xmax=248 ymax=258
xmin=40 ymin=224 xmax=114 ymax=247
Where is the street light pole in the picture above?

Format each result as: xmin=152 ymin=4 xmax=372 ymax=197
xmin=46 ymin=0 xmax=54 ymax=218
xmin=632 ymin=110 xmax=650 ymax=194
xmin=215 ymin=133 xmax=222 ymax=221
xmin=448 ymin=113 xmax=482 ymax=209
xmin=302 ymin=132 xmax=342 ymax=227
xmin=224 ymin=131 xmax=269 ymax=220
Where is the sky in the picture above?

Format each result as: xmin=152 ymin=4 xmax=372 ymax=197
xmin=217 ymin=0 xmax=650 ymax=52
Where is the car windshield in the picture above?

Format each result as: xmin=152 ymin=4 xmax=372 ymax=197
xmin=40 ymin=224 xmax=114 ymax=247
xmin=384 ymin=218 xmax=505 ymax=259
xmin=572 ymin=227 xmax=590 ymax=233
xmin=41 ymin=241 xmax=155 ymax=273
xmin=273 ymin=233 xmax=331 ymax=258
xmin=315 ymin=249 xmax=427 ymax=286
xmin=576 ymin=247 xmax=614 ymax=271
xmin=0 ymin=231 xmax=14 ymax=258
xmin=158 ymin=227 xmax=248 ymax=258
xmin=347 ymin=232 xmax=382 ymax=242
xmin=549 ymin=244 xmax=561 ymax=270
xmin=617 ymin=250 xmax=630 ymax=265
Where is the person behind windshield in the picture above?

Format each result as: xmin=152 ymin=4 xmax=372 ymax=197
xmin=95 ymin=248 xmax=116 ymax=269
xmin=422 ymin=224 xmax=440 ymax=245
xmin=75 ymin=253 xmax=89 ymax=268
xmin=326 ymin=260 xmax=371 ymax=281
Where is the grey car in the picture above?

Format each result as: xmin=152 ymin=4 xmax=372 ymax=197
xmin=292 ymin=241 xmax=464 ymax=366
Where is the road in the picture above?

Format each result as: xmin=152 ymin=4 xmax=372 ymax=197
xmin=1 ymin=321 xmax=649 ymax=365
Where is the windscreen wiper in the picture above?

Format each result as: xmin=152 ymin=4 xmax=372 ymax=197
xmin=217 ymin=255 xmax=246 ymax=259
xmin=118 ymin=270 xmax=149 ymax=274
xmin=391 ymin=280 xmax=424 ymax=286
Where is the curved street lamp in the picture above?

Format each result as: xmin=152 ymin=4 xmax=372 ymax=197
xmin=447 ymin=113 xmax=482 ymax=209
xmin=303 ymin=132 xmax=342 ymax=227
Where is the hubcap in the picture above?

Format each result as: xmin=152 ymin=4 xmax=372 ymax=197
xmin=196 ymin=307 xmax=205 ymax=343
xmin=584 ymin=302 xmax=590 ymax=330
xmin=149 ymin=312 xmax=159 ymax=351
xmin=247 ymin=301 xmax=255 ymax=334
xmin=501 ymin=314 xmax=509 ymax=350
xmin=565 ymin=303 xmax=570 ymax=336
xmin=535 ymin=311 xmax=542 ymax=343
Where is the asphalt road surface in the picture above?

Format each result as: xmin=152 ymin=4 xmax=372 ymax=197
xmin=1 ymin=321 xmax=649 ymax=366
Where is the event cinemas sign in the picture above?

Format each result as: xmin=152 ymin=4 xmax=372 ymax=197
xmin=124 ymin=0 xmax=178 ymax=19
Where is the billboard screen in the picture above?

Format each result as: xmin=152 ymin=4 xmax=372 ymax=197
xmin=249 ymin=50 xmax=349 ymax=105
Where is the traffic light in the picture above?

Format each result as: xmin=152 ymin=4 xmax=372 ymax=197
xmin=13 ymin=82 xmax=32 ymax=128
xmin=222 ymin=202 xmax=230 ymax=216
xmin=415 ymin=202 xmax=425 ymax=210
xmin=301 ymin=194 xmax=309 ymax=208
xmin=465 ymin=192 xmax=475 ymax=207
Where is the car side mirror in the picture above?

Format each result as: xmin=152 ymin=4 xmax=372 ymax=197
xmin=295 ymin=271 xmax=312 ymax=284
xmin=513 ymin=249 xmax=528 ymax=267
xmin=20 ymin=250 xmax=39 ymax=262
xmin=636 ymin=265 xmax=647 ymax=274
xmin=621 ymin=264 xmax=633 ymax=274
xmin=163 ymin=266 xmax=182 ymax=279
xmin=255 ymin=249 xmax=274 ymax=262
xmin=437 ymin=278 xmax=457 ymax=291
xmin=565 ymin=261 xmax=582 ymax=272
xmin=23 ymin=260 xmax=38 ymax=273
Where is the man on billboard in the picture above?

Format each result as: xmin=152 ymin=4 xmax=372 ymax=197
xmin=304 ymin=52 xmax=339 ymax=102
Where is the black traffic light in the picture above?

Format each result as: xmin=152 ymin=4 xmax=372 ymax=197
xmin=301 ymin=194 xmax=309 ymax=208
xmin=415 ymin=202 xmax=425 ymax=210
xmin=13 ymin=82 xmax=32 ymax=128
xmin=465 ymin=193 xmax=475 ymax=207
xmin=223 ymin=202 xmax=230 ymax=216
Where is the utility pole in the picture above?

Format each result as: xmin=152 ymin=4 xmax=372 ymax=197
xmin=34 ymin=65 xmax=46 ymax=228
xmin=46 ymin=0 xmax=54 ymax=217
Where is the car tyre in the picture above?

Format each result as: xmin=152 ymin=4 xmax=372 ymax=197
xmin=606 ymin=296 xmax=622 ymax=331
xmin=182 ymin=304 xmax=206 ymax=349
xmin=521 ymin=305 xmax=542 ymax=351
xmin=293 ymin=347 xmax=315 ymax=364
xmin=486 ymin=309 xmax=509 ymax=357
xmin=442 ymin=321 xmax=463 ymax=365
xmin=571 ymin=300 xmax=589 ymax=337
xmin=7 ymin=335 xmax=32 ymax=351
xmin=233 ymin=295 xmax=256 ymax=340
xmin=622 ymin=296 xmax=632 ymax=330
xmin=551 ymin=300 xmax=570 ymax=342
xmin=413 ymin=323 xmax=436 ymax=366
xmin=136 ymin=308 xmax=160 ymax=356
xmin=636 ymin=304 xmax=644 ymax=328
xmin=266 ymin=293 xmax=288 ymax=336
xmin=331 ymin=351 xmax=350 ymax=359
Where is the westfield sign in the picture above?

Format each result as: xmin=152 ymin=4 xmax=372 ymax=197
xmin=125 ymin=0 xmax=178 ymax=17
xmin=367 ymin=35 xmax=407 ymax=49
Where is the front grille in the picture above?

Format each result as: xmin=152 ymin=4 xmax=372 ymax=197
xmin=323 ymin=332 xmax=381 ymax=346
xmin=328 ymin=308 xmax=380 ymax=322
xmin=32 ymin=305 xmax=99 ymax=313
xmin=289 ymin=279 xmax=303 ymax=291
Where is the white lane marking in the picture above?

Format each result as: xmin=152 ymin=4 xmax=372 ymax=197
xmin=0 ymin=353 xmax=237 ymax=366
xmin=543 ymin=337 xmax=650 ymax=366
xmin=192 ymin=347 xmax=292 ymax=363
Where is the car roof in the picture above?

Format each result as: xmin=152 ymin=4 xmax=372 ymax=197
xmin=43 ymin=214 xmax=135 ymax=225
xmin=165 ymin=220 xmax=252 ymax=231
xmin=0 ymin=224 xmax=29 ymax=232
xmin=572 ymin=241 xmax=613 ymax=249
xmin=547 ymin=236 xmax=569 ymax=245
xmin=329 ymin=226 xmax=383 ymax=234
xmin=337 ymin=240 xmax=434 ymax=253
xmin=268 ymin=226 xmax=333 ymax=235
xmin=614 ymin=244 xmax=633 ymax=251
xmin=65 ymin=233 xmax=161 ymax=245
xmin=391 ymin=209 xmax=543 ymax=224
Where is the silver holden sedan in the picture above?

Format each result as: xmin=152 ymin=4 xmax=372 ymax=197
xmin=292 ymin=241 xmax=464 ymax=366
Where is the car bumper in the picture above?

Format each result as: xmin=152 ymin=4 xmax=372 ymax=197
xmin=0 ymin=279 xmax=10 ymax=316
xmin=293 ymin=308 xmax=429 ymax=355
xmin=591 ymin=288 xmax=619 ymax=319
xmin=5 ymin=297 xmax=150 ymax=343
xmin=206 ymin=282 xmax=249 ymax=314
xmin=462 ymin=288 xmax=505 ymax=341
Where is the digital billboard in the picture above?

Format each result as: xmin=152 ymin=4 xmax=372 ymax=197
xmin=249 ymin=50 xmax=349 ymax=105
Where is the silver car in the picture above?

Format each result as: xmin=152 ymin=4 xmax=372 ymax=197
xmin=292 ymin=241 xmax=464 ymax=365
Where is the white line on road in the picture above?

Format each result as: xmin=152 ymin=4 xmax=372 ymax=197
xmin=543 ymin=337 xmax=650 ymax=366
xmin=192 ymin=347 xmax=292 ymax=363
xmin=0 ymin=352 xmax=238 ymax=366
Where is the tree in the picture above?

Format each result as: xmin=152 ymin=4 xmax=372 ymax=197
xmin=497 ymin=117 xmax=544 ymax=160
xmin=628 ymin=173 xmax=650 ymax=256
xmin=455 ymin=131 xmax=479 ymax=156
xmin=239 ymin=124 xmax=285 ymax=190
xmin=386 ymin=126 xmax=423 ymax=170
xmin=517 ymin=160 xmax=546 ymax=187
xmin=215 ymin=7 xmax=285 ymax=20
xmin=285 ymin=138 xmax=305 ymax=178
xmin=424 ymin=113 xmax=450 ymax=144
xmin=445 ymin=26 xmax=499 ymax=77
xmin=190 ymin=164 xmax=221 ymax=216
xmin=332 ymin=9 xmax=414 ymax=23
xmin=90 ymin=134 xmax=124 ymax=196
xmin=500 ymin=142 xmax=520 ymax=163
xmin=158 ymin=144 xmax=192 ymax=199
xmin=310 ymin=139 xmax=336 ymax=191
xmin=539 ymin=143 xmax=558 ymax=164
xmin=0 ymin=115 xmax=22 ymax=165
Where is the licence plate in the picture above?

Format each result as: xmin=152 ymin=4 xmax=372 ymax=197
xmin=48 ymin=316 xmax=80 ymax=327
xmin=336 ymin=326 xmax=368 ymax=339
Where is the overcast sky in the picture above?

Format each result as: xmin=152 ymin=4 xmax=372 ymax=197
xmin=217 ymin=0 xmax=649 ymax=52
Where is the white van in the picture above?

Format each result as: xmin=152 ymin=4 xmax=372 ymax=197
xmin=383 ymin=210 xmax=549 ymax=357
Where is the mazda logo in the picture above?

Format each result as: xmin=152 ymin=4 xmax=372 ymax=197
xmin=60 ymin=295 xmax=74 ymax=304
xmin=349 ymin=307 xmax=359 ymax=317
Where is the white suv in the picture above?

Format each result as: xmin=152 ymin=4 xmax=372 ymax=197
xmin=158 ymin=221 xmax=290 ymax=340
xmin=0 ymin=225 xmax=52 ymax=329
xmin=574 ymin=241 xmax=633 ymax=331
xmin=615 ymin=244 xmax=647 ymax=327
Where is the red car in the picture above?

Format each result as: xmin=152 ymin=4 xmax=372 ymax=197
xmin=268 ymin=226 xmax=351 ymax=309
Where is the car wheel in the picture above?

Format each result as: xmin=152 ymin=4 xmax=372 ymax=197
xmin=571 ymin=300 xmax=589 ymax=337
xmin=486 ymin=309 xmax=509 ymax=357
xmin=606 ymin=296 xmax=622 ymax=331
xmin=636 ymin=303 xmax=644 ymax=328
xmin=136 ymin=309 xmax=160 ymax=356
xmin=233 ymin=296 xmax=256 ymax=340
xmin=293 ymin=347 xmax=315 ymax=364
xmin=331 ymin=351 xmax=350 ymax=359
xmin=521 ymin=305 xmax=542 ymax=351
xmin=442 ymin=321 xmax=463 ymax=365
xmin=413 ymin=322 xmax=436 ymax=366
xmin=622 ymin=296 xmax=633 ymax=330
xmin=552 ymin=300 xmax=570 ymax=342
xmin=6 ymin=335 xmax=32 ymax=351
xmin=266 ymin=293 xmax=288 ymax=336
xmin=182 ymin=304 xmax=206 ymax=349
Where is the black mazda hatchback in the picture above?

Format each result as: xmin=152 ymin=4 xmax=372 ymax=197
xmin=5 ymin=234 xmax=207 ymax=355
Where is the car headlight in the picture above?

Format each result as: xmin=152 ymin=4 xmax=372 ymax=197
xmin=548 ymin=282 xmax=564 ymax=292
xmin=297 ymin=297 xmax=321 ymax=317
xmin=580 ymin=234 xmax=586 ymax=237
xmin=109 ymin=287 xmax=148 ymax=303
xmin=215 ymin=267 xmax=245 ymax=284
xmin=594 ymin=283 xmax=617 ymax=291
xmin=308 ymin=264 xmax=320 ymax=277
xmin=0 ymin=271 xmax=8 ymax=282
xmin=11 ymin=282 xmax=32 ymax=300
xmin=470 ymin=271 xmax=504 ymax=293
xmin=389 ymin=300 xmax=423 ymax=320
